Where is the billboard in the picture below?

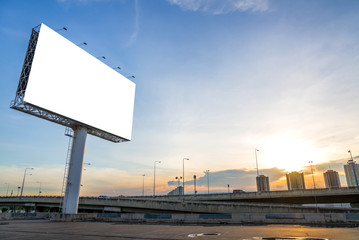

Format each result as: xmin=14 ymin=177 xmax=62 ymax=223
xmin=12 ymin=23 xmax=136 ymax=142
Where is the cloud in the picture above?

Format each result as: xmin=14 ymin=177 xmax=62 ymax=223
xmin=126 ymin=0 xmax=139 ymax=47
xmin=167 ymin=0 xmax=269 ymax=15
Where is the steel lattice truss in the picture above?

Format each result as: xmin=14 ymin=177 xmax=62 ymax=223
xmin=10 ymin=25 xmax=126 ymax=143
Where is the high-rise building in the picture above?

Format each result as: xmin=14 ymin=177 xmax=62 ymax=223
xmin=344 ymin=160 xmax=359 ymax=187
xmin=256 ymin=175 xmax=270 ymax=192
xmin=286 ymin=171 xmax=306 ymax=190
xmin=323 ymin=170 xmax=341 ymax=189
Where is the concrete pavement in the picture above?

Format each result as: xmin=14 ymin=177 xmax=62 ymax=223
xmin=0 ymin=220 xmax=358 ymax=240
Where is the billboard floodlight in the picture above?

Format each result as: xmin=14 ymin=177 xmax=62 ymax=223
xmin=56 ymin=27 xmax=67 ymax=32
xmin=77 ymin=42 xmax=87 ymax=46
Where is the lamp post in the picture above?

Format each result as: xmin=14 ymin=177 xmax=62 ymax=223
xmin=183 ymin=158 xmax=189 ymax=195
xmin=348 ymin=150 xmax=354 ymax=161
xmin=175 ymin=177 xmax=182 ymax=196
xmin=36 ymin=181 xmax=42 ymax=196
xmin=83 ymin=162 xmax=91 ymax=172
xmin=308 ymin=161 xmax=316 ymax=189
xmin=17 ymin=187 xmax=20 ymax=197
xmin=308 ymin=161 xmax=319 ymax=212
xmin=193 ymin=175 xmax=197 ymax=194
xmin=4 ymin=183 xmax=9 ymax=197
xmin=153 ymin=161 xmax=161 ymax=196
xmin=175 ymin=176 xmax=182 ymax=187
xmin=81 ymin=163 xmax=91 ymax=191
xmin=255 ymin=148 xmax=259 ymax=176
xmin=204 ymin=170 xmax=210 ymax=194
xmin=20 ymin=168 xmax=34 ymax=199
xmin=142 ymin=174 xmax=145 ymax=196
xmin=227 ymin=184 xmax=230 ymax=193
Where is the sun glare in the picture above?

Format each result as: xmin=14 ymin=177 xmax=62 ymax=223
xmin=258 ymin=134 xmax=327 ymax=172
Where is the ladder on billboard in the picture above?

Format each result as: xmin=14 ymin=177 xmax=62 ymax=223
xmin=59 ymin=127 xmax=74 ymax=212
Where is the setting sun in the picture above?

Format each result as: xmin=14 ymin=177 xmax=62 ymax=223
xmin=258 ymin=133 xmax=328 ymax=172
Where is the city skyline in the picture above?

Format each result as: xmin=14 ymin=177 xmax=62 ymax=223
xmin=1 ymin=0 xmax=359 ymax=196
xmin=1 ymin=154 xmax=357 ymax=196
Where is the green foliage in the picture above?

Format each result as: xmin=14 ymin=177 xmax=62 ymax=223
xmin=1 ymin=207 xmax=9 ymax=212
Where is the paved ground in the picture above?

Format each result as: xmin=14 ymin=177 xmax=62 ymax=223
xmin=0 ymin=220 xmax=358 ymax=239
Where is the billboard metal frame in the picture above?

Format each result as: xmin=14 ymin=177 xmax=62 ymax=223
xmin=10 ymin=25 xmax=126 ymax=143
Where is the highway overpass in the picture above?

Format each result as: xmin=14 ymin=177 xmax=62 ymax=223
xmin=148 ymin=187 xmax=359 ymax=205
xmin=0 ymin=190 xmax=359 ymax=214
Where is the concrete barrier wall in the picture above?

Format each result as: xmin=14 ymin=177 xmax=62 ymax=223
xmin=2 ymin=211 xmax=358 ymax=226
xmin=0 ymin=212 xmax=50 ymax=220
xmin=49 ymin=212 xmax=359 ymax=226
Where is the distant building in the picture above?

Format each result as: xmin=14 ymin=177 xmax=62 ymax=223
xmin=323 ymin=170 xmax=341 ymax=188
xmin=286 ymin=171 xmax=305 ymax=190
xmin=344 ymin=160 xmax=359 ymax=187
xmin=256 ymin=175 xmax=270 ymax=192
xmin=167 ymin=186 xmax=183 ymax=195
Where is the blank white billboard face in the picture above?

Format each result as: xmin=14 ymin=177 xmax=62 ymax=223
xmin=24 ymin=23 xmax=135 ymax=140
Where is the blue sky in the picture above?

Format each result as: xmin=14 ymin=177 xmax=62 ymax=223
xmin=1 ymin=0 xmax=359 ymax=196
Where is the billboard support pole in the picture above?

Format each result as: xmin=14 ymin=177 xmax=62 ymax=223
xmin=62 ymin=126 xmax=87 ymax=214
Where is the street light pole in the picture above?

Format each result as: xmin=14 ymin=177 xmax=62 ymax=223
xmin=255 ymin=148 xmax=259 ymax=176
xmin=153 ymin=161 xmax=161 ymax=196
xmin=308 ymin=161 xmax=319 ymax=212
xmin=309 ymin=161 xmax=316 ymax=189
xmin=142 ymin=174 xmax=145 ymax=196
xmin=204 ymin=170 xmax=210 ymax=194
xmin=193 ymin=175 xmax=197 ymax=194
xmin=36 ymin=181 xmax=42 ymax=196
xmin=348 ymin=150 xmax=354 ymax=161
xmin=175 ymin=176 xmax=182 ymax=187
xmin=183 ymin=158 xmax=189 ymax=195
xmin=20 ymin=168 xmax=34 ymax=199
xmin=83 ymin=162 xmax=91 ymax=171
xmin=4 ymin=183 xmax=9 ymax=197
